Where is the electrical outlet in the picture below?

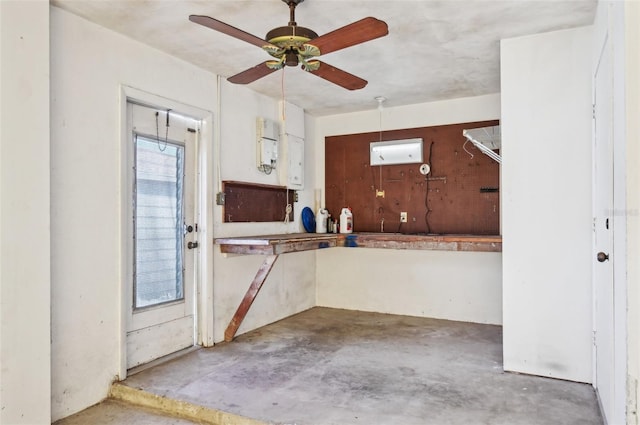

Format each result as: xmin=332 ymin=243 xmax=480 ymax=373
xmin=400 ymin=212 xmax=408 ymax=223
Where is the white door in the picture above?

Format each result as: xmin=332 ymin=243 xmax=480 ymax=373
xmin=593 ymin=31 xmax=615 ymax=422
xmin=126 ymin=102 xmax=200 ymax=369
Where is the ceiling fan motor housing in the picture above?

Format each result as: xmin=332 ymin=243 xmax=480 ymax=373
xmin=266 ymin=26 xmax=318 ymax=46
xmin=266 ymin=25 xmax=317 ymax=43
xmin=266 ymin=25 xmax=318 ymax=67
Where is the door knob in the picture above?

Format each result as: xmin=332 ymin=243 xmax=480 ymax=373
xmin=597 ymin=252 xmax=609 ymax=262
xmin=187 ymin=241 xmax=199 ymax=250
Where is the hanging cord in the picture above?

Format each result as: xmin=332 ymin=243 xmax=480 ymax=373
xmin=155 ymin=109 xmax=171 ymax=152
xmin=374 ymin=97 xmax=385 ymax=231
xmin=462 ymin=138 xmax=474 ymax=159
xmin=284 ymin=188 xmax=292 ymax=223
xmin=281 ymin=68 xmax=287 ymax=121
xmin=378 ymin=207 xmax=385 ymax=232
xmin=425 ymin=140 xmax=434 ymax=234
xmin=370 ymin=157 xmax=377 ymax=191
xmin=377 ymin=98 xmax=384 ymax=193
xmin=216 ymin=75 xmax=223 ymax=194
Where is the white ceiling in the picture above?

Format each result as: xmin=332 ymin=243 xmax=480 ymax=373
xmin=51 ymin=0 xmax=597 ymax=116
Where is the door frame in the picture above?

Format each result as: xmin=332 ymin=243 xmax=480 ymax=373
xmin=118 ymin=85 xmax=215 ymax=380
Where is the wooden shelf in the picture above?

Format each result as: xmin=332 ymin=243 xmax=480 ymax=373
xmin=215 ymin=233 xmax=501 ymax=254
xmin=216 ymin=233 xmax=337 ymax=255
xmin=337 ymin=233 xmax=502 ymax=252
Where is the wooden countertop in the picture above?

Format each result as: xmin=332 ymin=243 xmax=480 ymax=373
xmin=215 ymin=233 xmax=501 ymax=254
xmin=215 ymin=233 xmax=338 ymax=255
xmin=340 ymin=233 xmax=502 ymax=252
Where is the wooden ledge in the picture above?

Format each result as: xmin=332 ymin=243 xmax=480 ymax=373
xmin=215 ymin=233 xmax=337 ymax=255
xmin=215 ymin=233 xmax=501 ymax=254
xmin=337 ymin=233 xmax=502 ymax=252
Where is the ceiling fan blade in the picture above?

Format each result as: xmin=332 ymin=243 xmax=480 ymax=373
xmin=189 ymin=15 xmax=277 ymax=49
xmin=227 ymin=62 xmax=279 ymax=84
xmin=304 ymin=61 xmax=367 ymax=90
xmin=304 ymin=17 xmax=388 ymax=56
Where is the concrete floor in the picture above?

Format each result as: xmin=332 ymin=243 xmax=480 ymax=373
xmin=55 ymin=307 xmax=603 ymax=424
xmin=112 ymin=307 xmax=602 ymax=425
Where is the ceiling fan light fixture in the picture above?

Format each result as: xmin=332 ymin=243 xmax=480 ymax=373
xmin=266 ymin=59 xmax=285 ymax=70
xmin=284 ymin=50 xmax=299 ymax=67
xmin=301 ymin=59 xmax=320 ymax=72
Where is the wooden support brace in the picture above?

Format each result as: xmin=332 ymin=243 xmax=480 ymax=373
xmin=224 ymin=254 xmax=279 ymax=342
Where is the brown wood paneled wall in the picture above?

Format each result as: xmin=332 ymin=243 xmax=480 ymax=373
xmin=325 ymin=120 xmax=500 ymax=235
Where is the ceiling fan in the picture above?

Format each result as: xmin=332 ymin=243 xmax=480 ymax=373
xmin=189 ymin=0 xmax=388 ymax=90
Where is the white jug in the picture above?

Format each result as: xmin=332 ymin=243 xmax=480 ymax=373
xmin=316 ymin=208 xmax=329 ymax=233
xmin=340 ymin=208 xmax=353 ymax=234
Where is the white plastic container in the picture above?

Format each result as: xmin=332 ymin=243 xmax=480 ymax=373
xmin=316 ymin=208 xmax=329 ymax=233
xmin=339 ymin=208 xmax=353 ymax=234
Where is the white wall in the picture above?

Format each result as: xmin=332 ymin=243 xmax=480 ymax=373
xmin=313 ymin=95 xmax=503 ymax=325
xmin=214 ymin=250 xmax=315 ymax=339
xmin=0 ymin=1 xmax=51 ymax=424
xmin=318 ymin=249 xmax=502 ymax=324
xmin=50 ymin=8 xmax=315 ymax=420
xmin=211 ymin=82 xmax=316 ymax=341
xmin=501 ymin=27 xmax=593 ymax=383
xmin=50 ymin=8 xmax=215 ymax=419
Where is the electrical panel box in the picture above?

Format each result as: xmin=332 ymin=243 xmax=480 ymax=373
xmin=257 ymin=138 xmax=278 ymax=169
xmin=277 ymin=101 xmax=305 ymax=189
xmin=256 ymin=117 xmax=279 ymax=173
xmin=279 ymin=134 xmax=304 ymax=189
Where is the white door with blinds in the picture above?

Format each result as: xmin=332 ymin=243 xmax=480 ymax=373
xmin=126 ymin=101 xmax=199 ymax=369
